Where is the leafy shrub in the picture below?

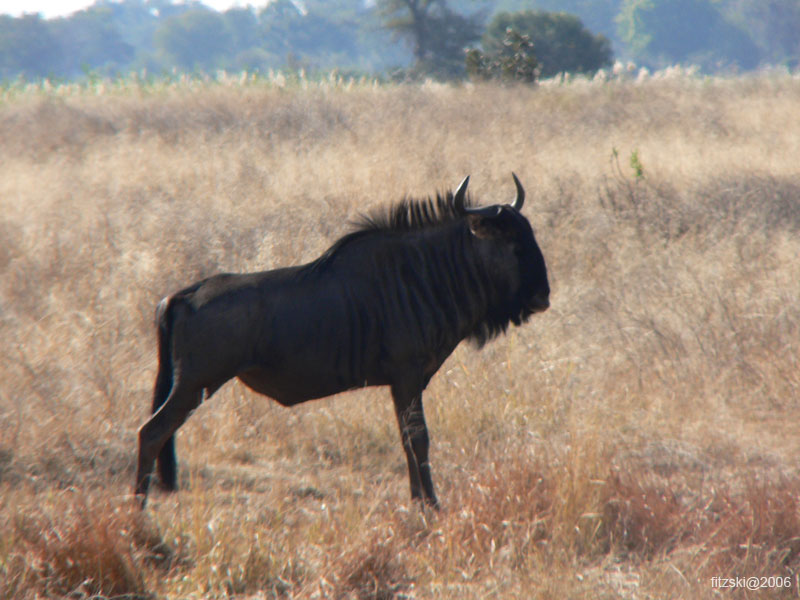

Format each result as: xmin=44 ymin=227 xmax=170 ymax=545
xmin=466 ymin=28 xmax=539 ymax=84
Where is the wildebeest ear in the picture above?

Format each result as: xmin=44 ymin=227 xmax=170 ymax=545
xmin=467 ymin=214 xmax=499 ymax=239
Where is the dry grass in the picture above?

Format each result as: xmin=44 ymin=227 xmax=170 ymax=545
xmin=1 ymin=71 xmax=800 ymax=598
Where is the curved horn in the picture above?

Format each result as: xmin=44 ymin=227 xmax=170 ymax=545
xmin=510 ymin=172 xmax=525 ymax=211
xmin=455 ymin=175 xmax=503 ymax=217
xmin=453 ymin=175 xmax=470 ymax=214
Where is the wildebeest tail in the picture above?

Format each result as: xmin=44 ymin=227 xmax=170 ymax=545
xmin=152 ymin=296 xmax=175 ymax=410
xmin=152 ymin=295 xmax=178 ymax=489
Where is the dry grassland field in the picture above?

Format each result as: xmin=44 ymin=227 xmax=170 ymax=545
xmin=1 ymin=70 xmax=799 ymax=599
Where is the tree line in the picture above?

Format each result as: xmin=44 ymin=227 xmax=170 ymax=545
xmin=0 ymin=0 xmax=797 ymax=83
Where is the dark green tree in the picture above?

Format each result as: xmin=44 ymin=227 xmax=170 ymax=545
xmin=481 ymin=10 xmax=613 ymax=78
xmin=487 ymin=0 xmax=620 ymax=44
xmin=378 ymin=0 xmax=483 ymax=78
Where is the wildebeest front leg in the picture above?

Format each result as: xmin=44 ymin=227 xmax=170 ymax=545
xmin=135 ymin=379 xmax=202 ymax=506
xmin=391 ymin=382 xmax=438 ymax=508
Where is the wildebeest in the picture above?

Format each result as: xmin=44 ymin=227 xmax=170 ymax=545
xmin=135 ymin=174 xmax=549 ymax=508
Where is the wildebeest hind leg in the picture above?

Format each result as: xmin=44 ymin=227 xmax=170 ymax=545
xmin=391 ymin=383 xmax=438 ymax=509
xmin=135 ymin=379 xmax=202 ymax=506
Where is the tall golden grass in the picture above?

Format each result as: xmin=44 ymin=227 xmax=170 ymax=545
xmin=1 ymin=71 xmax=799 ymax=598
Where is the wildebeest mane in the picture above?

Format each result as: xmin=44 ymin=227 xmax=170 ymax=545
xmin=305 ymin=190 xmax=473 ymax=274
xmin=354 ymin=190 xmax=473 ymax=233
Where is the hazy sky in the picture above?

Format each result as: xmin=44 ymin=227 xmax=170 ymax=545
xmin=0 ymin=1 xmax=270 ymax=18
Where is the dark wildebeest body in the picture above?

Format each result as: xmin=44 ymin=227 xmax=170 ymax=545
xmin=136 ymin=175 xmax=549 ymax=508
